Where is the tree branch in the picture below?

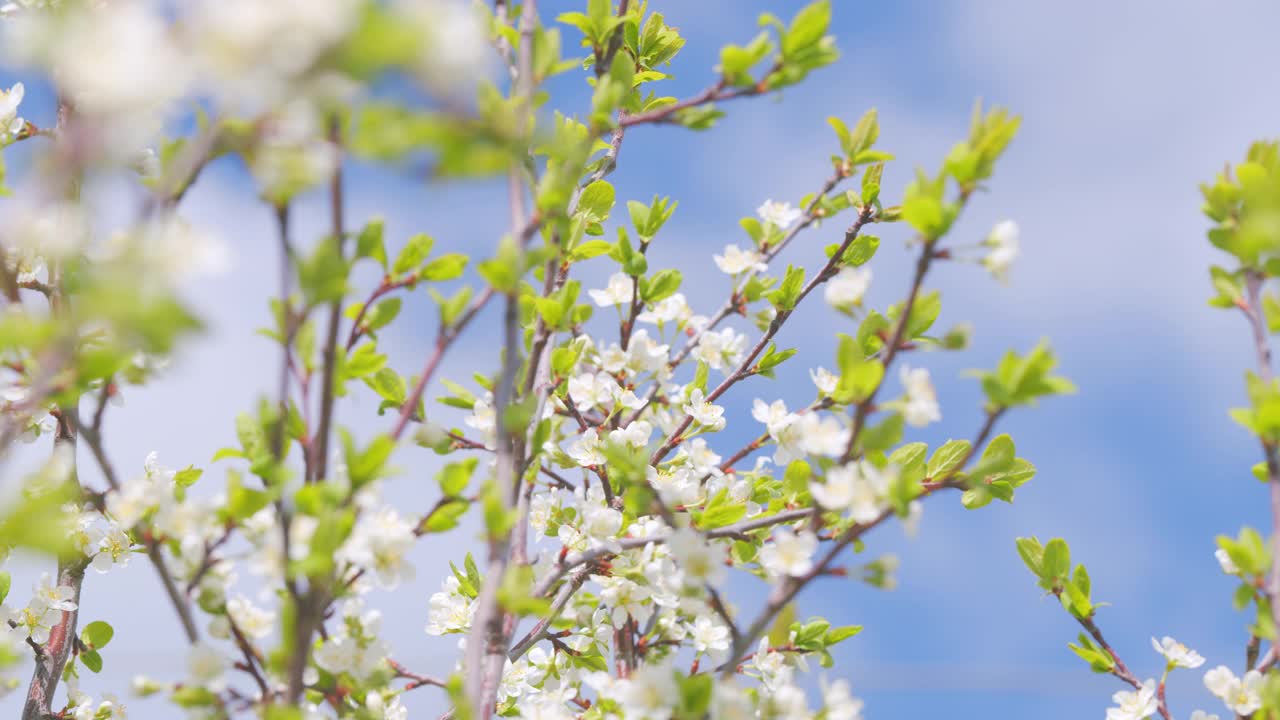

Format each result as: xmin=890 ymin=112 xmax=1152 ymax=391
xmin=1240 ymin=270 xmax=1280 ymax=659
xmin=309 ymin=115 xmax=347 ymax=484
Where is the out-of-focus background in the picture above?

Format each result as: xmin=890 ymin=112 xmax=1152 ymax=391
xmin=3 ymin=0 xmax=1280 ymax=717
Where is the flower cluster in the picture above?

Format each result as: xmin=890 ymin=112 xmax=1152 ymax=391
xmin=0 ymin=1 xmax=1065 ymax=719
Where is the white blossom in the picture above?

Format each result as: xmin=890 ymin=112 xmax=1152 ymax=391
xmin=683 ymin=388 xmax=726 ymax=431
xmin=185 ymin=0 xmax=361 ymax=107
xmin=402 ymin=0 xmax=490 ymax=95
xmin=760 ymin=528 xmax=818 ymax=578
xmin=1151 ymin=636 xmax=1204 ymax=669
xmin=797 ymin=413 xmax=850 ymax=458
xmin=627 ymin=330 xmax=672 ymax=375
xmin=567 ymin=371 xmax=615 ymax=411
xmin=900 ymin=365 xmax=941 ymax=428
xmin=810 ymin=367 xmax=839 ymax=395
xmin=821 ymin=678 xmax=865 ymax=720
xmin=757 ymin=200 xmax=803 ymax=229
xmin=426 ymin=575 xmax=475 ymax=635
xmin=614 ymin=662 xmax=677 ymax=720
xmin=339 ymin=506 xmax=416 ymax=588
xmin=33 ymin=572 xmax=77 ymax=612
xmin=984 ymin=219 xmax=1019 ymax=282
xmin=689 ymin=615 xmax=731 ymax=659
xmin=811 ymin=461 xmax=895 ymax=523
xmin=567 ymin=428 xmax=605 ymax=467
xmin=0 ymin=82 xmax=23 ymax=143
xmin=667 ymin=527 xmax=725 ymax=587
xmin=714 ymin=244 xmax=768 ymax=275
xmin=589 ymin=271 xmax=636 ymax=307
xmin=1214 ymin=548 xmax=1239 ymax=575
xmin=1107 ymin=679 xmax=1159 ymax=720
xmin=186 ymin=642 xmax=228 ymax=692
xmin=226 ymin=595 xmax=275 ymax=640
xmin=365 ymin=690 xmax=409 ymax=720
xmin=1204 ymin=665 xmax=1263 ymax=716
xmin=638 ymin=293 xmax=693 ymax=326
xmin=824 ymin=267 xmax=872 ymax=308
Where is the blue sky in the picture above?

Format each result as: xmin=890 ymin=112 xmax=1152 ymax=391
xmin=3 ymin=1 xmax=1280 ymax=717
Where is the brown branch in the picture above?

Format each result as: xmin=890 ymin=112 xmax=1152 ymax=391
xmin=507 ymin=567 xmax=590 ymax=661
xmin=465 ymin=4 xmax=539 ymax=716
xmin=22 ymin=411 xmax=84 ymax=720
xmin=227 ymin=613 xmax=270 ymax=698
xmin=1075 ymin=613 xmax=1172 ymax=720
xmin=840 ymin=244 xmax=932 ymax=463
xmin=619 ymin=80 xmax=759 ymax=128
xmin=1241 ymin=270 xmax=1280 ymax=661
xmin=270 ymin=204 xmax=295 ymax=462
xmin=593 ymin=0 xmax=630 ymax=78
xmin=389 ymin=659 xmax=447 ymax=691
xmin=389 ymin=287 xmax=494 ymax=442
xmin=309 ymin=115 xmax=347 ymax=485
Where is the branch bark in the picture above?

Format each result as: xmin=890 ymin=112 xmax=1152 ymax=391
xmin=1240 ymin=270 xmax=1280 ymax=658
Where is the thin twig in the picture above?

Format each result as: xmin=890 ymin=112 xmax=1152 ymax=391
xmin=309 ymin=115 xmax=347 ymax=484
xmin=1240 ymin=270 xmax=1280 ymax=659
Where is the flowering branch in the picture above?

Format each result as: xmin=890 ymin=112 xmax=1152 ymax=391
xmin=1240 ymin=270 xmax=1280 ymax=651
xmin=619 ymin=80 xmax=761 ymax=129
xmin=723 ymin=408 xmax=1006 ymax=676
xmin=308 ymin=116 xmax=348 ymax=485
xmin=464 ymin=3 xmax=540 ymax=715
xmin=1075 ymin=613 xmax=1173 ymax=720
xmin=651 ymin=206 xmax=876 ymax=465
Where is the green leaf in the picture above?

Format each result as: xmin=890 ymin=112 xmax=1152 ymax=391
xmin=845 ymin=109 xmax=879 ymax=158
xmin=80 ymin=649 xmax=103 ymax=673
xmin=81 ymin=621 xmax=114 ymax=650
xmin=437 ymin=458 xmax=479 ymax=496
xmin=1015 ymin=536 xmax=1044 ymax=576
xmin=420 ymin=253 xmax=469 ymax=282
xmin=1068 ymin=635 xmax=1115 ymax=673
xmin=393 ymin=233 xmax=435 ymax=276
xmin=477 ymin=236 xmax=524 ymax=292
xmin=0 ymin=480 xmax=77 ymax=555
xmin=641 ymin=269 xmax=682 ymax=303
xmin=699 ymin=488 xmax=748 ymax=528
xmin=768 ymin=602 xmax=797 ymax=647
xmin=569 ymin=239 xmax=613 ymax=262
xmin=782 ymin=0 xmax=831 ymax=57
xmin=173 ymin=465 xmax=203 ymax=488
xmin=1041 ymin=538 xmax=1071 ymax=585
xmin=365 ymin=368 xmax=407 ymax=407
xmin=969 ymin=434 xmax=1016 ymax=479
xmin=960 ymin=485 xmax=992 ymax=509
xmin=577 ymin=180 xmax=616 ymax=221
xmin=423 ymin=499 xmax=469 ymax=533
xmin=823 ymin=625 xmax=863 ymax=646
xmin=860 ymin=412 xmax=903 ymax=453
xmin=356 ymin=217 xmax=388 ymax=268
xmin=766 ymin=265 xmax=805 ymax=312
xmin=678 ymin=673 xmax=714 ymax=717
xmin=297 ymin=236 xmax=349 ymax=305
xmin=171 ymin=686 xmax=219 ymax=707
xmin=363 ymin=297 xmax=403 ymax=333
xmin=926 ymin=440 xmax=971 ymax=479
xmin=898 ymin=290 xmax=942 ymax=339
